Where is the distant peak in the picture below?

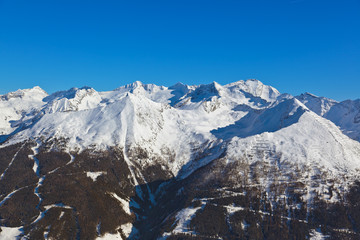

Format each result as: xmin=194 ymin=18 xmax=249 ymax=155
xmin=225 ymin=79 xmax=280 ymax=102
xmin=44 ymin=86 xmax=97 ymax=103
xmin=1 ymin=86 xmax=48 ymax=101
xmin=303 ymin=92 xmax=318 ymax=98
xmin=227 ymin=79 xmax=264 ymax=87
xmin=128 ymin=81 xmax=143 ymax=88
xmin=197 ymin=81 xmax=222 ymax=93
xmin=297 ymin=92 xmax=337 ymax=103
xmin=133 ymin=80 xmax=143 ymax=86
xmin=244 ymin=79 xmax=265 ymax=87
xmin=31 ymin=86 xmax=46 ymax=92
xmin=211 ymin=81 xmax=222 ymax=88
xmin=169 ymin=82 xmax=187 ymax=88
xmin=114 ymin=81 xmax=145 ymax=91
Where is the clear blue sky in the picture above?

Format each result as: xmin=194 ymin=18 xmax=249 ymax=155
xmin=0 ymin=0 xmax=359 ymax=101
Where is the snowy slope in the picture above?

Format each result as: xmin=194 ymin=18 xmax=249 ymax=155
xmin=1 ymin=79 xmax=360 ymax=240
xmin=296 ymin=92 xmax=337 ymax=116
xmin=0 ymin=87 xmax=48 ymax=135
xmin=226 ymin=109 xmax=360 ymax=175
xmin=43 ymin=86 xmax=102 ymax=113
xmin=297 ymin=93 xmax=360 ymax=141
xmin=324 ymin=99 xmax=360 ymax=141
xmin=5 ymin=90 xmax=242 ymax=176
xmin=1 ymin=80 xmax=360 ymax=178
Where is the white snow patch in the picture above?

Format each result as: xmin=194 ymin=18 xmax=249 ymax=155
xmin=161 ymin=203 xmax=205 ymax=238
xmin=43 ymin=204 xmax=72 ymax=211
xmin=224 ymin=204 xmax=245 ymax=214
xmin=108 ymin=192 xmax=131 ymax=215
xmin=95 ymin=223 xmax=133 ymax=240
xmin=86 ymin=171 xmax=106 ymax=181
xmin=96 ymin=231 xmax=123 ymax=240
xmin=120 ymin=223 xmax=133 ymax=237
xmin=172 ymin=204 xmax=204 ymax=234
xmin=310 ymin=229 xmax=329 ymax=240
xmin=0 ymin=227 xmax=22 ymax=240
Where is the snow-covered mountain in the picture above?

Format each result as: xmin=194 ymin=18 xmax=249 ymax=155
xmin=296 ymin=92 xmax=360 ymax=142
xmin=0 ymin=86 xmax=47 ymax=136
xmin=0 ymin=79 xmax=360 ymax=239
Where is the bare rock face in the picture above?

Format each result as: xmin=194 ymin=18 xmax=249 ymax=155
xmin=1 ymin=80 xmax=360 ymax=239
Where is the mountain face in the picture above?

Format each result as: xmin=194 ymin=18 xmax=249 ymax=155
xmin=0 ymin=79 xmax=360 ymax=240
xmin=296 ymin=93 xmax=360 ymax=142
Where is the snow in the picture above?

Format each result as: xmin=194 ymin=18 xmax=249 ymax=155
xmin=43 ymin=203 xmax=72 ymax=211
xmin=108 ymin=192 xmax=131 ymax=215
xmin=120 ymin=223 xmax=133 ymax=237
xmin=296 ymin=92 xmax=337 ymax=116
xmin=0 ymin=86 xmax=47 ymax=136
xmin=96 ymin=231 xmax=123 ymax=240
xmin=0 ymin=188 xmax=23 ymax=207
xmin=161 ymin=200 xmax=206 ymax=238
xmin=226 ymin=109 xmax=360 ymax=176
xmin=324 ymin=99 xmax=360 ymax=141
xmin=29 ymin=140 xmax=41 ymax=176
xmin=1 ymin=79 xmax=360 ymax=202
xmin=43 ymin=87 xmax=102 ymax=113
xmin=0 ymin=227 xmax=22 ymax=240
xmin=0 ymin=142 xmax=26 ymax=180
xmin=310 ymin=229 xmax=329 ymax=240
xmin=297 ymin=94 xmax=360 ymax=142
xmin=95 ymin=223 xmax=132 ymax=240
xmin=225 ymin=79 xmax=280 ymax=103
xmin=86 ymin=171 xmax=106 ymax=181
xmin=172 ymin=206 xmax=203 ymax=234
xmin=2 ymin=80 xmax=360 ymax=240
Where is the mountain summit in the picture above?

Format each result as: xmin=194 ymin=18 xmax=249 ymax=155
xmin=1 ymin=80 xmax=360 ymax=239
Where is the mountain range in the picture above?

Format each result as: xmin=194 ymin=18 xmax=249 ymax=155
xmin=1 ymin=79 xmax=360 ymax=239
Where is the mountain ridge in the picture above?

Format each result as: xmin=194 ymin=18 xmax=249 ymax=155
xmin=1 ymin=79 xmax=360 ymax=239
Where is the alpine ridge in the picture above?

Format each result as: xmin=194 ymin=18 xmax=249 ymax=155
xmin=1 ymin=79 xmax=360 ymax=240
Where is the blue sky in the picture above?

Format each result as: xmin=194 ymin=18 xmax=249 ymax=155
xmin=0 ymin=0 xmax=359 ymax=101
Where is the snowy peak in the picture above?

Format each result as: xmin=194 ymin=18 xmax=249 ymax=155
xmin=296 ymin=93 xmax=360 ymax=141
xmin=296 ymin=92 xmax=337 ymax=116
xmin=113 ymin=81 xmax=172 ymax=104
xmin=0 ymin=86 xmax=48 ymax=135
xmin=2 ymin=81 xmax=360 ymax=240
xmin=212 ymin=97 xmax=307 ymax=140
xmin=171 ymin=80 xmax=281 ymax=111
xmin=188 ymin=81 xmax=222 ymax=102
xmin=168 ymin=82 xmax=193 ymax=105
xmin=43 ymin=87 xmax=102 ymax=113
xmin=324 ymin=99 xmax=360 ymax=141
xmin=0 ymin=86 xmax=47 ymax=101
xmin=111 ymin=79 xmax=280 ymax=108
xmin=12 ymin=91 xmax=168 ymax=151
xmin=225 ymin=79 xmax=281 ymax=102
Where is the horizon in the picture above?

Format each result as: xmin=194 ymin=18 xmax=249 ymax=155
xmin=1 ymin=0 xmax=359 ymax=101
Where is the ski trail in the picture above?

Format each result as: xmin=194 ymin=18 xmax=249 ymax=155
xmin=120 ymin=103 xmax=139 ymax=186
xmin=0 ymin=187 xmax=24 ymax=206
xmin=66 ymin=153 xmax=75 ymax=165
xmin=0 ymin=142 xmax=26 ymax=180
xmin=28 ymin=139 xmax=47 ymax=224
xmin=118 ymin=100 xmax=155 ymax=204
xmin=29 ymin=140 xmax=41 ymax=176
